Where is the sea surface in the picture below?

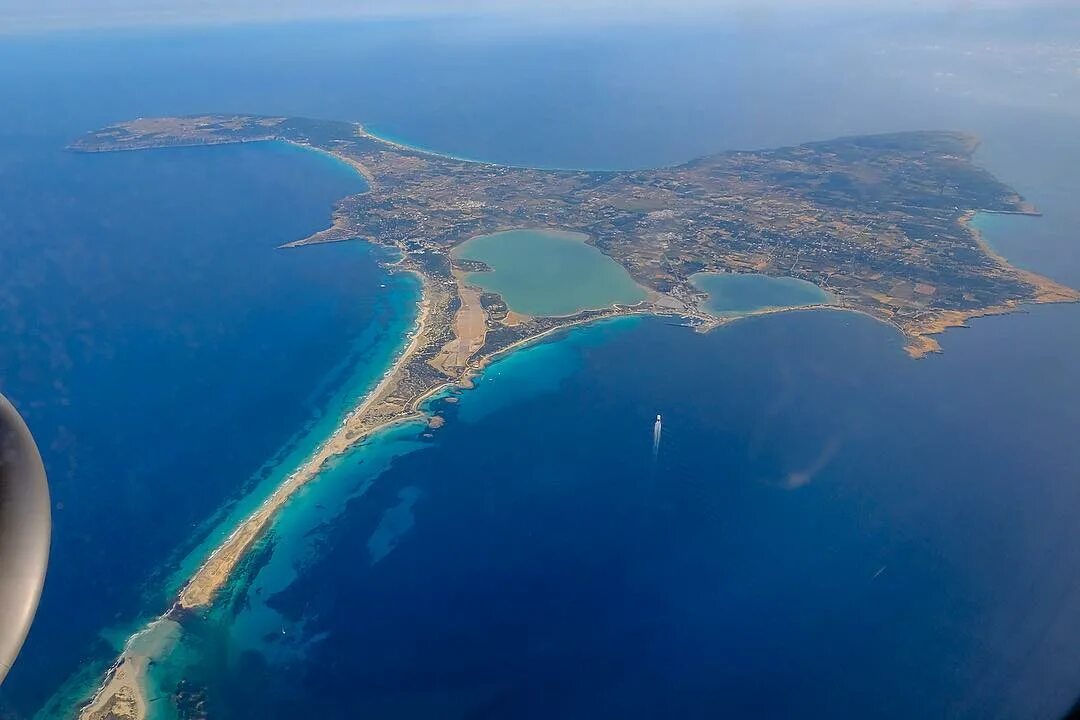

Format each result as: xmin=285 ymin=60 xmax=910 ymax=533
xmin=0 ymin=10 xmax=1078 ymax=719
xmin=454 ymin=229 xmax=646 ymax=316
xmin=0 ymin=133 xmax=419 ymax=714
xmin=690 ymin=273 xmax=831 ymax=316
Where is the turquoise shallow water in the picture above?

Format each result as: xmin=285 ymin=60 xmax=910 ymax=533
xmin=691 ymin=272 xmax=831 ymax=316
xmin=170 ymin=301 xmax=1080 ymax=719
xmin=0 ymin=136 xmax=420 ymax=715
xmin=1 ymin=13 xmax=1079 ymax=720
xmin=454 ymin=229 xmax=647 ymax=316
xmin=141 ymin=419 xmax=432 ymax=720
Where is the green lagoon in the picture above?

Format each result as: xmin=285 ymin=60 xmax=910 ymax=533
xmin=691 ymin=272 xmax=830 ymax=316
xmin=453 ymin=229 xmax=647 ymax=316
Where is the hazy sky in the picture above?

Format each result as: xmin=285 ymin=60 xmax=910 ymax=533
xmin=0 ymin=0 xmax=1072 ymax=34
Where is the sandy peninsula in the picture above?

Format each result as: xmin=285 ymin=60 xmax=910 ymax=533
xmin=70 ymin=115 xmax=1079 ymax=720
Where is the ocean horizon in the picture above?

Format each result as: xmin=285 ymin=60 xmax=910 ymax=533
xmin=0 ymin=13 xmax=1078 ymax=719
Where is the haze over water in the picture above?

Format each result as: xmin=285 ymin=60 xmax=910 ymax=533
xmin=0 ymin=10 xmax=1078 ymax=718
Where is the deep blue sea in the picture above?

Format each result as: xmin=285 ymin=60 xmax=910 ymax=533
xmin=0 ymin=132 xmax=419 ymax=714
xmin=0 ymin=11 xmax=1078 ymax=719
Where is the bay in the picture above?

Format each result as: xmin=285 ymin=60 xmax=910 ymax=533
xmin=0 ymin=11 xmax=1077 ymax=719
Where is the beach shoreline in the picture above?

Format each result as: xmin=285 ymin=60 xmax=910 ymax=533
xmin=77 ymin=618 xmax=180 ymax=720
xmin=70 ymin=123 xmax=1080 ymax=720
xmin=74 ymin=249 xmax=1066 ymax=717
xmin=177 ymin=276 xmax=432 ymax=609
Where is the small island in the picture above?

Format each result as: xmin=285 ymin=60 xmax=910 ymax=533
xmin=69 ymin=114 xmax=1078 ymax=720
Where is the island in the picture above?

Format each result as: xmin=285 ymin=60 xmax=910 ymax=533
xmin=69 ymin=114 xmax=1078 ymax=720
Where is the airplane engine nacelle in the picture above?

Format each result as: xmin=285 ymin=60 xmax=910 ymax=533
xmin=0 ymin=393 xmax=50 ymax=685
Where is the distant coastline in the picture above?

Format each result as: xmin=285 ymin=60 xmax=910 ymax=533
xmin=69 ymin=115 xmax=1080 ymax=719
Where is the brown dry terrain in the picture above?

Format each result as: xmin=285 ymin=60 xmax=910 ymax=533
xmin=74 ymin=114 xmax=1078 ymax=355
xmin=70 ymin=114 xmax=1078 ymax=720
